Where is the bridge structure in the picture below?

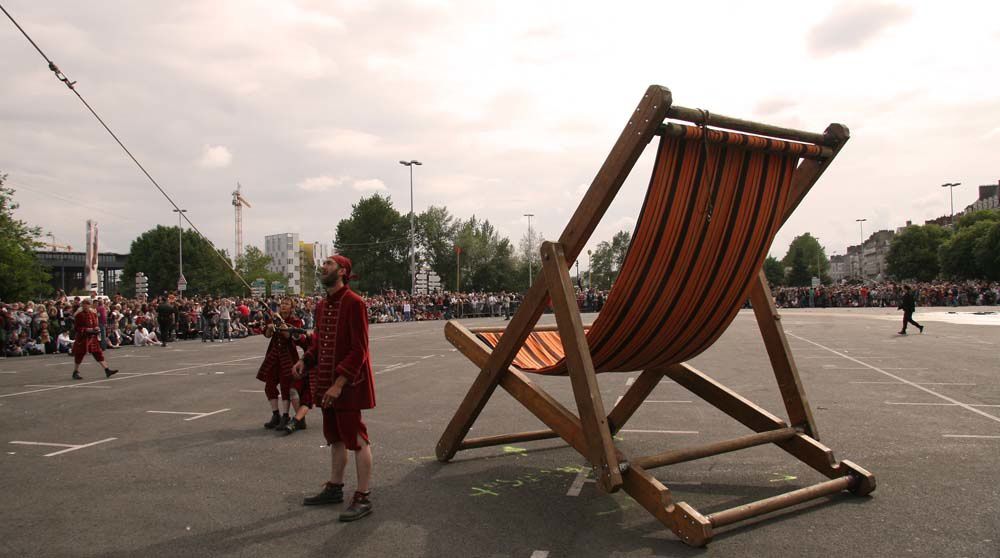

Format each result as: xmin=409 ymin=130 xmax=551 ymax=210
xmin=34 ymin=251 xmax=129 ymax=295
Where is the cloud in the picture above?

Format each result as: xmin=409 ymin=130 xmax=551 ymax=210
xmin=297 ymin=175 xmax=345 ymax=192
xmin=807 ymin=3 xmax=912 ymax=57
xmin=352 ymin=178 xmax=387 ymax=191
xmin=307 ymin=129 xmax=381 ymax=156
xmin=197 ymin=145 xmax=232 ymax=168
xmin=754 ymin=98 xmax=797 ymax=117
xmin=297 ymin=175 xmax=386 ymax=192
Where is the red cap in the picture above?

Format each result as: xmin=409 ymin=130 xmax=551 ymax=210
xmin=332 ymin=255 xmax=355 ymax=283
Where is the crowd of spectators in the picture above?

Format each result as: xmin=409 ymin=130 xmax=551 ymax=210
xmin=771 ymin=281 xmax=1000 ymax=309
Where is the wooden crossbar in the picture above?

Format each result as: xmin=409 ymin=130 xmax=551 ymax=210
xmin=633 ymin=427 xmax=799 ymax=470
xmin=707 ymin=476 xmax=856 ymax=528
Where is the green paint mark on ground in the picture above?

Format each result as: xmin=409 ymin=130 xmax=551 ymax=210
xmin=502 ymin=445 xmax=528 ymax=454
xmin=470 ymin=487 xmax=499 ymax=497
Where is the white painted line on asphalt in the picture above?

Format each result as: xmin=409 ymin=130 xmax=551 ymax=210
xmin=0 ymin=356 xmax=263 ymax=399
xmin=820 ymin=366 xmax=871 ymax=370
xmin=788 ymin=332 xmax=1000 ymax=425
xmin=626 ymin=377 xmax=636 ymax=386
xmin=375 ymin=362 xmax=417 ymax=375
xmin=885 ymin=402 xmax=1000 ymax=408
xmin=645 ymin=400 xmax=693 ymax=404
xmin=239 ymin=389 xmax=265 ymax=393
xmin=942 ymin=434 xmax=1000 ymax=439
xmin=10 ymin=437 xmax=117 ymax=457
xmin=147 ymin=408 xmax=230 ymax=421
xmin=45 ymin=362 xmax=73 ymax=367
xmin=567 ymin=466 xmax=593 ymax=496
xmin=0 ymin=371 xmax=18 ymax=374
xmin=852 ymin=381 xmax=976 ymax=386
xmin=160 ymin=373 xmax=191 ymax=376
xmin=373 ymin=363 xmax=401 ymax=368
xmin=530 ymin=551 xmax=550 ymax=558
xmin=23 ymin=384 xmax=111 ymax=389
xmin=620 ymin=429 xmax=699 ymax=435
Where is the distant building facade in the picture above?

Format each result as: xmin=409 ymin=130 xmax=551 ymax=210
xmin=265 ymin=233 xmax=300 ymax=295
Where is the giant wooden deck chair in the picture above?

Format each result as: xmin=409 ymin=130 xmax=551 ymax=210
xmin=436 ymin=85 xmax=875 ymax=546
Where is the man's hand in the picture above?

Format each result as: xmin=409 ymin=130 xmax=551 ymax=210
xmin=321 ymin=383 xmax=343 ymax=408
xmin=291 ymin=360 xmax=304 ymax=379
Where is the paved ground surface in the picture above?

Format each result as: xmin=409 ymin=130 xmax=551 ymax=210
xmin=0 ymin=307 xmax=997 ymax=557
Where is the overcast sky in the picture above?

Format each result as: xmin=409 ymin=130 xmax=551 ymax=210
xmin=2 ymin=0 xmax=998 ymax=266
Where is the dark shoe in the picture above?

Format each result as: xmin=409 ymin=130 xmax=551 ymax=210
xmin=104 ymin=368 xmax=118 ymax=378
xmin=264 ymin=413 xmax=280 ymax=429
xmin=278 ymin=414 xmax=290 ymax=430
xmin=918 ymin=325 xmax=924 ymax=334
xmin=339 ymin=491 xmax=372 ymax=522
xmin=303 ymin=482 xmax=343 ymax=506
xmin=283 ymin=417 xmax=306 ymax=435
xmin=898 ymin=330 xmax=907 ymax=335
xmin=72 ymin=371 xmax=82 ymax=380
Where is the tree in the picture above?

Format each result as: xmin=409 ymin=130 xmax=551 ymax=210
xmin=415 ymin=205 xmax=459 ymax=290
xmin=334 ymin=194 xmax=409 ymax=294
xmin=122 ymin=226 xmax=240 ymax=296
xmin=453 ymin=216 xmax=518 ymax=292
xmin=973 ymin=221 xmax=1000 ymax=280
xmin=234 ymin=245 xmax=285 ymax=294
xmin=781 ymin=233 xmax=829 ymax=285
xmin=938 ymin=219 xmax=997 ymax=280
xmin=513 ymin=226 xmax=546 ymax=290
xmin=763 ymin=256 xmax=785 ymax=287
xmin=886 ymin=224 xmax=950 ymax=281
xmin=0 ymin=173 xmax=51 ymax=301
xmin=301 ymin=256 xmax=319 ymax=295
xmin=590 ymin=231 xmax=631 ymax=289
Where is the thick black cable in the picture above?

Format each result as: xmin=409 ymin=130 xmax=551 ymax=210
xmin=1 ymin=3 xmax=253 ymax=291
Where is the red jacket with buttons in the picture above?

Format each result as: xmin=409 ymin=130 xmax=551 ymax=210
xmin=303 ymin=286 xmax=375 ymax=410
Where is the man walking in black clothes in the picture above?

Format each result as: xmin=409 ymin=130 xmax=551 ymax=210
xmin=156 ymin=294 xmax=177 ymax=347
xmin=897 ymin=284 xmax=924 ymax=335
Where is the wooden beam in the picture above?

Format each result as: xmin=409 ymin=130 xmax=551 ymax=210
xmin=436 ymin=84 xmax=673 ymax=462
xmin=606 ymin=368 xmax=665 ymax=434
xmin=666 ymin=105 xmax=834 ymax=146
xmin=749 ymin=270 xmax=819 ymax=438
xmin=541 ymin=241 xmax=622 ymax=493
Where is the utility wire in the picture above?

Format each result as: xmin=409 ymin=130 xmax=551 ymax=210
xmin=1 ymin=3 xmax=253 ymax=291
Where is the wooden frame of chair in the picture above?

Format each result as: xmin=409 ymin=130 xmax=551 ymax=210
xmin=435 ymin=85 xmax=875 ymax=546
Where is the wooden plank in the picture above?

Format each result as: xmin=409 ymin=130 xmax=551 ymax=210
xmin=436 ymin=84 xmax=673 ymax=461
xmin=633 ymin=427 xmax=798 ymax=470
xmin=606 ymin=368 xmax=665 ymax=434
xmin=541 ymin=241 xmax=622 ymax=493
xmin=620 ymin=464 xmax=713 ymax=547
xmin=666 ymin=105 xmax=834 ymax=146
xmin=781 ymin=123 xmax=850 ymax=225
xmin=749 ymin=270 xmax=819 ymax=438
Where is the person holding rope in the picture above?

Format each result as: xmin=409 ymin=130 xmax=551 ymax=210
xmin=256 ymin=298 xmax=309 ymax=430
xmin=294 ymin=255 xmax=376 ymax=522
xmin=71 ymin=298 xmax=118 ymax=380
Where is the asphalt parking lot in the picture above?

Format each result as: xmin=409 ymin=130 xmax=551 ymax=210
xmin=1 ymin=307 xmax=997 ymax=557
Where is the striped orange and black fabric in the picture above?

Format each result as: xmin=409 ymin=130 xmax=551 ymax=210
xmin=478 ymin=131 xmax=798 ymax=374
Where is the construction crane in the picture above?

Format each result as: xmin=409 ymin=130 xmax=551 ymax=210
xmin=37 ymin=240 xmax=73 ymax=252
xmin=232 ymin=182 xmax=252 ymax=260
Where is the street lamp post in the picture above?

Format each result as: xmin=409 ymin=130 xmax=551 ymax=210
xmin=855 ymin=218 xmax=866 ymax=281
xmin=587 ymin=249 xmax=592 ymax=289
xmin=524 ymin=213 xmax=535 ymax=288
xmin=399 ymin=160 xmax=422 ymax=294
xmin=941 ymin=182 xmax=961 ymax=227
xmin=173 ymin=208 xmax=187 ymax=290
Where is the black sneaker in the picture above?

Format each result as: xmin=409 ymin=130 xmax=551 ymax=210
xmin=339 ymin=491 xmax=372 ymax=522
xmin=898 ymin=330 xmax=907 ymax=335
xmin=918 ymin=325 xmax=924 ymax=334
xmin=264 ymin=413 xmax=281 ymax=429
xmin=278 ymin=414 xmax=290 ymax=430
xmin=303 ymin=482 xmax=343 ymax=506
xmin=283 ymin=417 xmax=306 ymax=435
xmin=72 ymin=371 xmax=82 ymax=380
xmin=105 ymin=368 xmax=118 ymax=378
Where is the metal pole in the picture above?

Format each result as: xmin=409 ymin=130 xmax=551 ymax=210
xmin=173 ymin=208 xmax=187 ymax=290
xmin=524 ymin=213 xmax=534 ymax=289
xmin=941 ymin=182 xmax=961 ymax=227
xmin=855 ymin=218 xmax=866 ymax=281
xmin=400 ymin=160 xmax=422 ymax=294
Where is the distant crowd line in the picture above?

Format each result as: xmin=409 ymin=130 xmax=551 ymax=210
xmin=771 ymin=281 xmax=1000 ymax=309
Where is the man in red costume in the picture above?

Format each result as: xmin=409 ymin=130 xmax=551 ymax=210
xmin=256 ymin=298 xmax=309 ymax=430
xmin=71 ymin=298 xmax=118 ymax=380
xmin=293 ymin=255 xmax=375 ymax=522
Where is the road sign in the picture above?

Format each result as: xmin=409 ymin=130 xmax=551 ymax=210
xmin=271 ymin=281 xmax=286 ymax=296
xmin=177 ymin=274 xmax=188 ymax=292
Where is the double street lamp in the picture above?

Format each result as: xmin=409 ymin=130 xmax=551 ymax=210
xmin=399 ymin=160 xmax=422 ymax=294
xmin=941 ymin=182 xmax=961 ymax=227
xmin=173 ymin=208 xmax=187 ymax=291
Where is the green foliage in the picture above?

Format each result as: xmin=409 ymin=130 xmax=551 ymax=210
xmin=886 ymin=224 xmax=950 ymax=281
xmin=938 ymin=219 xmax=997 ymax=280
xmin=781 ymin=233 xmax=828 ymax=285
xmin=301 ymin=256 xmax=319 ymax=295
xmin=955 ymin=209 xmax=1000 ymax=230
xmin=973 ymin=221 xmax=1000 ymax=280
xmin=763 ymin=256 xmax=785 ymax=287
xmin=589 ymin=231 xmax=631 ymax=290
xmin=453 ymin=216 xmax=518 ymax=292
xmin=0 ymin=174 xmax=51 ymax=301
xmin=416 ymin=205 xmax=459 ymax=290
xmin=334 ymin=194 xmax=409 ymax=293
xmin=235 ymin=245 xmax=285 ymax=294
xmin=122 ymin=226 xmax=240 ymax=296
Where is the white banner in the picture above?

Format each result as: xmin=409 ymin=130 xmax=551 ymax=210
xmin=85 ymin=220 xmax=99 ymax=293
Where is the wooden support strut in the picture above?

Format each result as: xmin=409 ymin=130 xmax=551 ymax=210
xmin=541 ymin=241 xmax=622 ymax=493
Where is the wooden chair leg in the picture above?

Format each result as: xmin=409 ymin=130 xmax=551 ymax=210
xmin=542 ymin=241 xmax=623 ymax=493
xmin=749 ymin=269 xmax=819 ymax=438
